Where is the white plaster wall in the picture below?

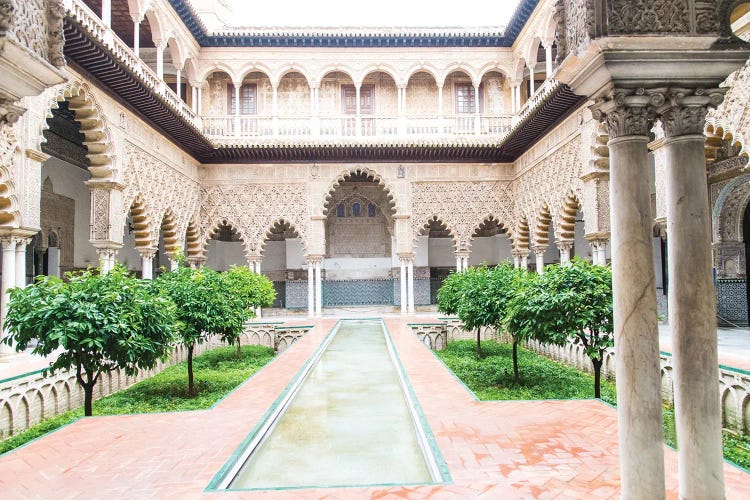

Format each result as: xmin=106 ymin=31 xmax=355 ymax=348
xmin=428 ymin=238 xmax=456 ymax=267
xmin=118 ymin=225 xmax=142 ymax=272
xmin=263 ymin=240 xmax=287 ymax=271
xmin=574 ymin=214 xmax=591 ymax=260
xmin=40 ymin=158 xmax=98 ymax=268
xmin=469 ymin=234 xmax=513 ymax=266
xmin=414 ymin=236 xmax=429 ymax=267
xmin=324 ymin=258 xmax=392 ymax=279
xmin=206 ymin=240 xmax=246 ymax=270
xmin=285 ymin=238 xmax=306 ymax=269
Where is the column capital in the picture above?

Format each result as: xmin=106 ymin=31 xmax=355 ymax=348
xmin=397 ymin=252 xmax=415 ymax=261
xmin=137 ymin=247 xmax=158 ymax=259
xmin=532 ymin=244 xmax=547 ymax=255
xmin=306 ymin=254 xmax=323 ymax=264
xmin=657 ymin=87 xmax=726 ymax=138
xmin=590 ymin=88 xmax=664 ymax=139
xmin=0 ymin=235 xmax=21 ymax=248
xmin=454 ymin=250 xmax=470 ymax=258
xmin=557 ymin=240 xmax=574 ymax=252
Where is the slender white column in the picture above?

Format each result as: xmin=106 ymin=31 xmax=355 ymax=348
xmin=272 ymin=84 xmax=279 ymax=136
xmin=535 ymin=247 xmax=545 ymax=274
xmin=176 ymin=69 xmax=182 ymax=100
xmin=197 ymin=86 xmax=203 ymax=115
xmin=156 ymin=41 xmax=165 ymax=80
xmin=590 ymin=242 xmax=600 ymax=265
xmin=398 ymin=86 xmax=406 ymax=134
xmin=463 ymin=256 xmax=470 ymax=271
xmin=529 ymin=64 xmax=537 ymax=96
xmin=310 ymin=85 xmax=320 ymax=136
xmin=437 ymin=85 xmax=444 ymax=133
xmin=558 ymin=241 xmax=573 ymax=264
xmin=1 ymin=237 xmax=18 ymax=346
xmin=307 ymin=262 xmax=314 ymax=318
xmin=545 ymin=44 xmax=553 ymax=79
xmin=314 ymin=261 xmax=322 ymax=317
xmin=139 ymin=249 xmax=156 ymax=280
xmin=473 ymin=83 xmax=481 ymax=134
xmin=400 ymin=259 xmax=407 ymax=314
xmin=234 ymin=83 xmax=241 ymax=137
xmin=520 ymin=254 xmax=528 ymax=270
xmin=355 ymin=84 xmax=361 ymax=136
xmin=510 ymin=85 xmax=516 ymax=113
xmin=456 ymin=255 xmax=461 ymax=273
xmin=170 ymin=258 xmax=178 ymax=271
xmin=102 ymin=0 xmax=112 ymax=27
xmin=15 ymin=238 xmax=28 ymax=289
xmin=662 ymin=94 xmax=725 ymax=499
xmin=97 ymin=247 xmax=118 ymax=274
xmin=133 ymin=19 xmax=140 ymax=58
xmin=597 ymin=244 xmax=607 ymax=266
xmin=191 ymin=85 xmax=198 ymax=113
xmin=513 ymin=254 xmax=520 ymax=268
xmin=407 ymin=259 xmax=415 ymax=314
xmin=596 ymin=92 xmax=665 ymax=498
xmin=516 ymin=83 xmax=522 ymax=110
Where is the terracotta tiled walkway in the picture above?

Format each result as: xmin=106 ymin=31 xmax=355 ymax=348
xmin=0 ymin=317 xmax=748 ymax=499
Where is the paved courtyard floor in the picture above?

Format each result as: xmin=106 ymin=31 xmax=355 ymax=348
xmin=0 ymin=317 xmax=748 ymax=498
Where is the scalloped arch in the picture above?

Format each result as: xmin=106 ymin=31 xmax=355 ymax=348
xmin=557 ymin=191 xmax=582 ymax=241
xmin=40 ymin=82 xmax=115 ymax=181
xmin=414 ymin=215 xmax=459 ymax=249
xmin=468 ymin=214 xmax=515 ymax=249
xmin=322 ymin=167 xmax=400 ymax=216
xmin=201 ymin=217 xmax=249 ymax=260
xmin=126 ymin=194 xmax=153 ymax=249
xmin=259 ymin=217 xmax=307 ymax=255
xmin=0 ymin=126 xmax=21 ymax=227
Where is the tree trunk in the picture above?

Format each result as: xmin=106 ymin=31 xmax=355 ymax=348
xmin=83 ymin=383 xmax=94 ymax=416
xmin=187 ymin=344 xmax=195 ymax=397
xmin=476 ymin=328 xmax=482 ymax=358
xmin=237 ymin=337 xmax=242 ymax=358
xmin=592 ymin=358 xmax=603 ymax=399
xmin=512 ymin=340 xmax=520 ymax=383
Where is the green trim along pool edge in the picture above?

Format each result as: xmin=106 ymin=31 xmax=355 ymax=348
xmin=205 ymin=318 xmax=453 ymax=492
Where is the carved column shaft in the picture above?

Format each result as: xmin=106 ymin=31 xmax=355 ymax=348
xmin=593 ymin=89 xmax=665 ymax=499
xmin=660 ymin=88 xmax=726 ymax=500
xmin=1 ymin=236 xmax=18 ymax=353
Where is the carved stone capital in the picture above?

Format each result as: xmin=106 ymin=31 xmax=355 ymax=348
xmin=137 ymin=247 xmax=158 ymax=260
xmin=0 ymin=0 xmax=14 ymax=36
xmin=0 ymin=98 xmax=25 ymax=125
xmin=590 ymin=88 xmax=664 ymax=139
xmin=657 ymin=88 xmax=726 ymax=138
xmin=556 ymin=240 xmax=574 ymax=253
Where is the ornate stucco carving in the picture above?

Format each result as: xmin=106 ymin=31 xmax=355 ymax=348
xmin=410 ymin=181 xmax=514 ymax=250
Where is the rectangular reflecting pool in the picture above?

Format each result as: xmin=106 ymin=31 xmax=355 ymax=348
xmin=215 ymin=319 xmax=445 ymax=490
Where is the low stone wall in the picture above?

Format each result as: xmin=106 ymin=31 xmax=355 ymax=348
xmin=240 ymin=323 xmax=312 ymax=353
xmin=424 ymin=319 xmax=750 ymax=435
xmin=0 ymin=338 xmax=225 ymax=440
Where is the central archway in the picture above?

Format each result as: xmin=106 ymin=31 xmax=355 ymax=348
xmin=322 ymin=170 xmax=396 ymax=307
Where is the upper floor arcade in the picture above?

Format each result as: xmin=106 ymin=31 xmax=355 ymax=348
xmin=66 ymin=0 xmax=560 ymax=145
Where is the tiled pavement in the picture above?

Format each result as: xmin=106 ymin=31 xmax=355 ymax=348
xmin=0 ymin=317 xmax=748 ymax=499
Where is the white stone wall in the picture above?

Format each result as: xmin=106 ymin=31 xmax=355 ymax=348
xmin=0 ymin=339 xmax=224 ymax=439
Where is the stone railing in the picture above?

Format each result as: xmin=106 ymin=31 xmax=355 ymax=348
xmin=240 ymin=322 xmax=312 ymax=353
xmin=0 ymin=337 xmax=224 ymax=439
xmin=203 ymin=113 xmax=513 ymax=140
xmin=67 ymin=0 xmax=201 ymax=129
xmin=428 ymin=318 xmax=750 ymax=435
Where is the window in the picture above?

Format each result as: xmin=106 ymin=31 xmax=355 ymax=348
xmin=368 ymin=203 xmax=376 ymax=217
xmin=455 ymin=83 xmax=483 ymax=114
xmin=228 ymin=83 xmax=257 ymax=115
xmin=341 ymin=85 xmax=375 ymax=114
xmin=336 ymin=203 xmax=345 ymax=217
xmin=352 ymin=202 xmax=361 ymax=217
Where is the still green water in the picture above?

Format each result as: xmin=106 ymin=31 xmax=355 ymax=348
xmin=229 ymin=320 xmax=432 ymax=489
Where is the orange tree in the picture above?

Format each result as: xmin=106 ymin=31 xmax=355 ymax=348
xmin=3 ymin=266 xmax=176 ymax=415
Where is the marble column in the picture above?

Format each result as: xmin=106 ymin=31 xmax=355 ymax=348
xmin=437 ymin=85 xmax=444 ymax=132
xmin=520 ymin=252 xmax=529 ymax=270
xmin=251 ymin=260 xmax=262 ymax=318
xmin=96 ymin=246 xmax=119 ymax=274
xmin=15 ymin=238 xmax=29 ymax=288
xmin=400 ymin=258 xmax=407 ymax=314
xmin=156 ymin=41 xmax=165 ymax=80
xmin=234 ymin=82 xmax=241 ymax=137
xmin=314 ymin=260 xmax=322 ymax=317
xmin=139 ymin=248 xmax=157 ymax=280
xmin=528 ymin=63 xmax=536 ymax=96
xmin=407 ymin=258 xmax=415 ymax=314
xmin=455 ymin=255 xmax=462 ymax=273
xmin=191 ymin=84 xmax=198 ymax=113
xmin=558 ymin=241 xmax=573 ymax=264
xmin=1 ymin=236 xmax=18 ymax=353
xmin=544 ymin=43 xmax=553 ymax=79
xmin=307 ymin=261 xmax=314 ymax=318
xmin=661 ymin=89 xmax=726 ymax=500
xmin=473 ymin=82 xmax=481 ymax=134
xmin=176 ymin=68 xmax=182 ymax=100
xmin=355 ymin=84 xmax=361 ymax=136
xmin=272 ymin=84 xmax=279 ymax=136
xmin=593 ymin=90 xmax=665 ymax=498
xmin=534 ymin=246 xmax=546 ymax=274
xmin=132 ymin=18 xmax=140 ymax=58
xmin=512 ymin=253 xmax=520 ymax=269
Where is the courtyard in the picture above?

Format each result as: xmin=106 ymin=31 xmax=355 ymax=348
xmin=0 ymin=315 xmax=748 ymax=498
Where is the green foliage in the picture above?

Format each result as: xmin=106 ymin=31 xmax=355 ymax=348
xmin=436 ymin=270 xmax=466 ymax=316
xmin=504 ymin=259 xmax=613 ymax=396
xmin=3 ymin=266 xmax=176 ymax=415
xmin=0 ymin=345 xmax=274 ymax=454
xmin=154 ymin=265 xmax=276 ymax=393
xmin=436 ymin=340 xmax=617 ymax=403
